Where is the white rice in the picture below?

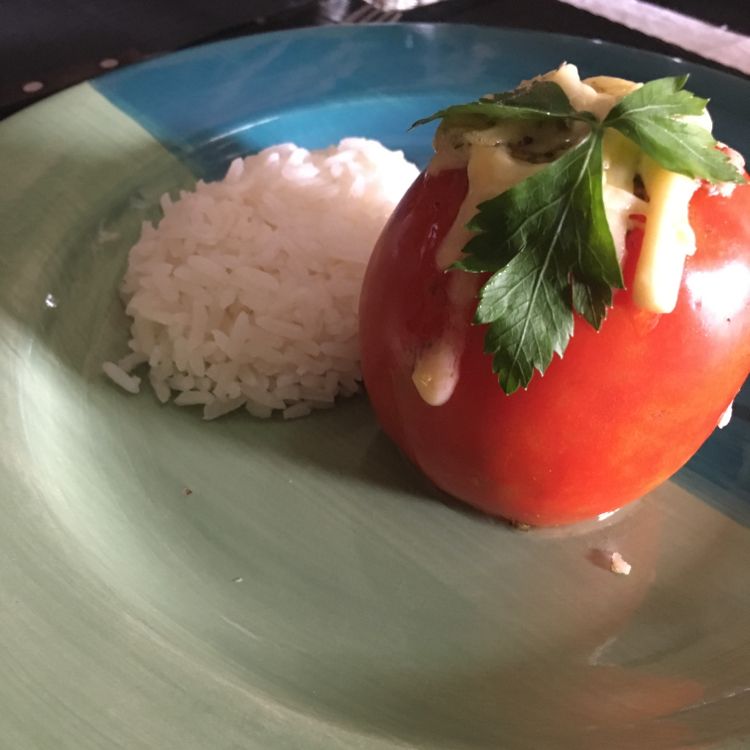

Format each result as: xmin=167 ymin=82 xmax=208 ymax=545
xmin=103 ymin=138 xmax=418 ymax=419
xmin=609 ymin=552 xmax=632 ymax=576
xmin=102 ymin=361 xmax=141 ymax=394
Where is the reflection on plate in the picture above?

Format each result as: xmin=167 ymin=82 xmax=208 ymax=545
xmin=0 ymin=24 xmax=749 ymax=750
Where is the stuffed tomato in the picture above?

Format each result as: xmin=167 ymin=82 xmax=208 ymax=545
xmin=359 ymin=65 xmax=750 ymax=526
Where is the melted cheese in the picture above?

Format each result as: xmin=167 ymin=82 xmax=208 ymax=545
xmin=411 ymin=339 xmax=460 ymax=406
xmin=411 ymin=271 xmax=480 ymax=406
xmin=630 ymin=110 xmax=721 ymax=312
xmin=436 ymin=146 xmax=544 ymax=269
xmin=548 ymin=66 xmax=624 ymax=120
xmin=413 ymin=63 xmax=714 ymax=405
xmin=431 ymin=64 xmax=645 ymax=272
xmin=633 ymin=157 xmax=699 ymax=312
xmin=602 ymin=129 xmax=648 ymax=263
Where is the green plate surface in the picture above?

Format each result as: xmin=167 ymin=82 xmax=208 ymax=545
xmin=1 ymin=24 xmax=749 ymax=750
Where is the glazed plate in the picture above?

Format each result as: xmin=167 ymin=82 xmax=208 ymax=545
xmin=1 ymin=24 xmax=749 ymax=750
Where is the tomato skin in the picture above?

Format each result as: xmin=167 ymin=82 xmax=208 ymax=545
xmin=359 ymin=168 xmax=750 ymax=526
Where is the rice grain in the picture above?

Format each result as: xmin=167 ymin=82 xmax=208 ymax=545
xmin=110 ymin=139 xmax=417 ymax=419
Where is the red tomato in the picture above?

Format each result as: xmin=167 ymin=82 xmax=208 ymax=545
xmin=359 ymin=167 xmax=750 ymax=526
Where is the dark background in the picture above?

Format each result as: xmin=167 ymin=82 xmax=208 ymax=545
xmin=2 ymin=0 xmax=748 ymax=119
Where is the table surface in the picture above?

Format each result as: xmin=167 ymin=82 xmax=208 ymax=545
xmin=2 ymin=0 xmax=748 ymax=120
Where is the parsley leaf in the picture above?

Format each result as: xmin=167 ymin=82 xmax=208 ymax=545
xmin=411 ymin=81 xmax=594 ymax=129
xmin=414 ymin=73 xmax=745 ymax=394
xmin=455 ymin=132 xmax=620 ymax=394
xmin=605 ymin=76 xmax=744 ymax=183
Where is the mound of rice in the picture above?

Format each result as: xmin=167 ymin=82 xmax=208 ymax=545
xmin=103 ymin=138 xmax=418 ymax=419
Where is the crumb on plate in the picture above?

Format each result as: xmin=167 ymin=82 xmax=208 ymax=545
xmin=609 ymin=552 xmax=632 ymax=576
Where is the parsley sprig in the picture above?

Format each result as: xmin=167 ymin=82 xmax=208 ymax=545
xmin=415 ymin=75 xmax=744 ymax=394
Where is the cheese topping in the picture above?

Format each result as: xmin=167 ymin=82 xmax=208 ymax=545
xmin=413 ymin=63 xmax=717 ymax=405
xmin=436 ymin=146 xmax=545 ymax=269
xmin=411 ymin=271 xmax=479 ymax=406
xmin=631 ymin=108 xmax=716 ymax=312
xmin=411 ymin=338 xmax=460 ymax=407
xmin=429 ymin=64 xmax=710 ymax=306
xmin=633 ymin=157 xmax=699 ymax=312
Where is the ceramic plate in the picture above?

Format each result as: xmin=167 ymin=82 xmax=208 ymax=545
xmin=1 ymin=24 xmax=749 ymax=750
